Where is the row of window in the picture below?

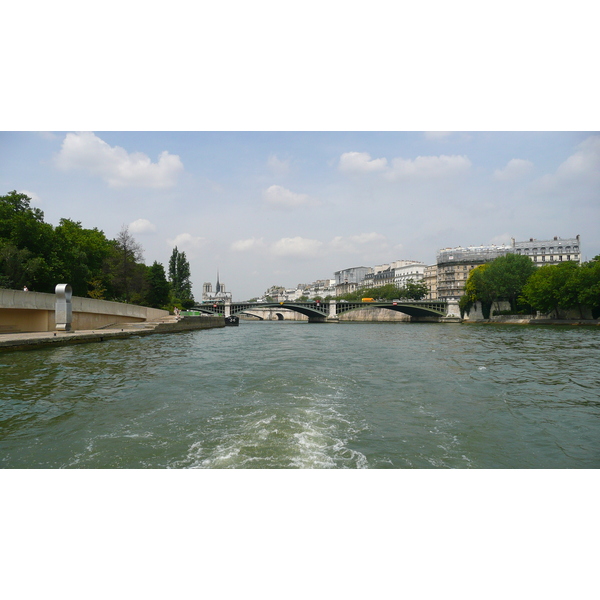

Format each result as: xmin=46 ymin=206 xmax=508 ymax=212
xmin=517 ymin=246 xmax=578 ymax=254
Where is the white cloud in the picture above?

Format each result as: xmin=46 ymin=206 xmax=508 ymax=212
xmin=387 ymin=154 xmax=472 ymax=180
xmin=267 ymin=154 xmax=290 ymax=175
xmin=231 ymin=237 xmax=266 ymax=252
xmin=552 ymin=135 xmax=600 ymax=180
xmin=19 ymin=189 xmax=40 ymax=202
xmin=493 ymin=158 xmax=534 ymax=181
xmin=264 ymin=185 xmax=319 ymax=209
xmin=271 ymin=236 xmax=323 ymax=258
xmin=55 ymin=132 xmax=184 ymax=188
xmin=424 ymin=132 xmax=453 ymax=140
xmin=534 ymin=134 xmax=600 ymax=195
xmin=167 ymin=233 xmax=206 ymax=257
xmin=129 ymin=218 xmax=157 ymax=233
xmin=339 ymin=151 xmax=388 ymax=173
xmin=338 ymin=150 xmax=471 ymax=180
xmin=329 ymin=232 xmax=388 ymax=253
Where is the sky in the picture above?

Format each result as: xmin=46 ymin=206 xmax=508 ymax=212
xmin=0 ymin=131 xmax=598 ymax=300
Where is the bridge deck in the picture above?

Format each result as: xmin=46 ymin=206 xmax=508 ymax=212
xmin=192 ymin=300 xmax=448 ymax=318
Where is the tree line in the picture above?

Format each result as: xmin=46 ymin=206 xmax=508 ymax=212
xmin=460 ymin=253 xmax=600 ymax=319
xmin=0 ymin=190 xmax=195 ymax=310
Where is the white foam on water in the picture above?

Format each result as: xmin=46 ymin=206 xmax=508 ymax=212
xmin=179 ymin=393 xmax=369 ymax=469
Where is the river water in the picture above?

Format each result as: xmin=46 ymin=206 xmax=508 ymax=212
xmin=1 ymin=321 xmax=599 ymax=468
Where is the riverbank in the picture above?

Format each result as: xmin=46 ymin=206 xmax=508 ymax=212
xmin=0 ymin=315 xmax=225 ymax=352
xmin=463 ymin=316 xmax=600 ymax=326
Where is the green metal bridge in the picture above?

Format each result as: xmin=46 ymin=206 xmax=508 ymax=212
xmin=191 ymin=300 xmax=451 ymax=322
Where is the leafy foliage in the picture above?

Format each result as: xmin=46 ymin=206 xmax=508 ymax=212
xmin=0 ymin=191 xmax=189 ymax=309
xmin=168 ymin=246 xmax=194 ymax=307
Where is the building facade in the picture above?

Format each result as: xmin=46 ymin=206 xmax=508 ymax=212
xmin=202 ymin=275 xmax=232 ymax=302
xmin=511 ymin=235 xmax=581 ymax=265
xmin=394 ymin=262 xmax=426 ymax=288
xmin=423 ymin=264 xmax=438 ymax=300
xmin=436 ymin=245 xmax=513 ymax=300
xmin=334 ymin=266 xmax=372 ymax=295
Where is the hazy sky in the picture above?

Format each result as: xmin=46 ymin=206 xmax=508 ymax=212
xmin=0 ymin=131 xmax=598 ymax=300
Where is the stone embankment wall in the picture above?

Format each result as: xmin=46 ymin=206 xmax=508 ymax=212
xmin=338 ymin=308 xmax=411 ymax=322
xmin=153 ymin=316 xmax=224 ymax=331
xmin=462 ymin=300 xmax=599 ymax=325
xmin=0 ymin=289 xmax=168 ymax=332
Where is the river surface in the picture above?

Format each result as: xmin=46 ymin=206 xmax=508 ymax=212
xmin=1 ymin=321 xmax=599 ymax=468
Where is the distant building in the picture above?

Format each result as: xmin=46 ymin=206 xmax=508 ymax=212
xmin=334 ymin=266 xmax=372 ymax=295
xmin=435 ymin=235 xmax=582 ymax=300
xmin=202 ymin=273 xmax=232 ymax=302
xmin=436 ymin=244 xmax=512 ymax=300
xmin=511 ymin=235 xmax=581 ymax=265
xmin=394 ymin=262 xmax=426 ymax=288
xmin=423 ymin=264 xmax=438 ymax=300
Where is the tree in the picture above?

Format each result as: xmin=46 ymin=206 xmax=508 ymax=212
xmin=168 ymin=246 xmax=194 ymax=307
xmin=106 ymin=225 xmax=145 ymax=302
xmin=577 ymin=257 xmax=600 ymax=318
xmin=0 ymin=191 xmax=55 ymax=291
xmin=402 ymin=280 xmax=429 ymax=300
xmin=52 ymin=219 xmax=113 ymax=297
xmin=484 ymin=253 xmax=537 ymax=312
xmin=463 ymin=264 xmax=495 ymax=318
xmin=146 ymin=262 xmax=171 ymax=308
xmin=521 ymin=262 xmax=579 ymax=318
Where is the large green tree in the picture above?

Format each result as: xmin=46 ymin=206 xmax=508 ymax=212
xmin=105 ymin=225 xmax=145 ymax=302
xmin=484 ymin=253 xmax=537 ymax=311
xmin=521 ymin=261 xmax=580 ymax=318
xmin=168 ymin=246 xmax=194 ymax=307
xmin=145 ymin=262 xmax=171 ymax=308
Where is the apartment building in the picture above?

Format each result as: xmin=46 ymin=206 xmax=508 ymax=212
xmin=334 ymin=266 xmax=372 ymax=296
xmin=511 ymin=235 xmax=581 ymax=265
xmin=423 ymin=264 xmax=438 ymax=300
xmin=394 ymin=262 xmax=426 ymax=288
xmin=436 ymin=245 xmax=512 ymax=300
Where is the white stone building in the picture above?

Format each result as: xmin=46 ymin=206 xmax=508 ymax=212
xmin=394 ymin=262 xmax=426 ymax=287
xmin=511 ymin=235 xmax=581 ymax=265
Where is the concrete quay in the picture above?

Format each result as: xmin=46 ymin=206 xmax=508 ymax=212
xmin=0 ymin=315 xmax=225 ymax=352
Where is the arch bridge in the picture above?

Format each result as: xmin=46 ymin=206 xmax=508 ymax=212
xmin=191 ymin=299 xmax=458 ymax=322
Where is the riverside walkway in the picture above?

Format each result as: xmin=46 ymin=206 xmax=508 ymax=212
xmin=0 ymin=315 xmax=225 ymax=352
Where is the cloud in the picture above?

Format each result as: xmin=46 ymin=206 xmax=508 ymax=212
xmin=423 ymin=132 xmax=453 ymax=140
xmin=339 ymin=151 xmax=388 ymax=173
xmin=271 ymin=236 xmax=323 ymax=258
xmin=231 ymin=237 xmax=266 ymax=252
xmin=264 ymin=185 xmax=319 ymax=209
xmin=167 ymin=233 xmax=206 ymax=257
xmin=129 ymin=218 xmax=157 ymax=233
xmin=493 ymin=158 xmax=534 ymax=181
xmin=55 ymin=132 xmax=184 ymax=188
xmin=19 ymin=189 xmax=40 ymax=202
xmin=338 ymin=150 xmax=471 ymax=180
xmin=267 ymin=154 xmax=290 ymax=175
xmin=534 ymin=134 xmax=600 ymax=195
xmin=387 ymin=154 xmax=472 ymax=180
xmin=329 ymin=232 xmax=388 ymax=254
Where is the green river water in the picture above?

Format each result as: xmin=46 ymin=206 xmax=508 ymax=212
xmin=1 ymin=321 xmax=599 ymax=468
